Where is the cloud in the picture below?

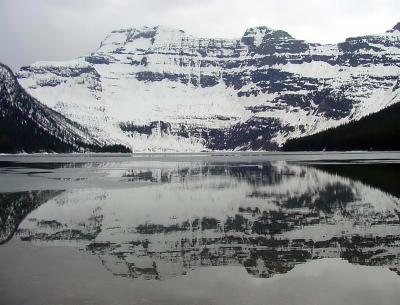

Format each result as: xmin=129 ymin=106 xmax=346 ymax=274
xmin=0 ymin=0 xmax=399 ymax=70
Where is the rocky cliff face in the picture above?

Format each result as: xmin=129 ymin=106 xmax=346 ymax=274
xmin=16 ymin=23 xmax=400 ymax=151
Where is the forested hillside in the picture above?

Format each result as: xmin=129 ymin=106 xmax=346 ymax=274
xmin=0 ymin=63 xmax=131 ymax=153
xmin=283 ymin=101 xmax=400 ymax=151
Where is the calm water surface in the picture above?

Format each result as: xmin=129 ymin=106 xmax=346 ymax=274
xmin=1 ymin=152 xmax=400 ymax=305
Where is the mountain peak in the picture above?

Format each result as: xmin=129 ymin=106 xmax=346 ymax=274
xmin=392 ymin=22 xmax=400 ymax=32
xmin=241 ymin=26 xmax=293 ymax=46
xmin=99 ymin=26 xmax=187 ymax=52
xmin=244 ymin=26 xmax=273 ymax=33
xmin=0 ymin=62 xmax=17 ymax=91
xmin=111 ymin=25 xmax=186 ymax=36
xmin=242 ymin=26 xmax=274 ymax=38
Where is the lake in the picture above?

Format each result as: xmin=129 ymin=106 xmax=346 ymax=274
xmin=1 ymin=152 xmax=400 ymax=305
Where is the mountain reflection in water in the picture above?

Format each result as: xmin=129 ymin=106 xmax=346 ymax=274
xmin=1 ymin=160 xmax=400 ymax=281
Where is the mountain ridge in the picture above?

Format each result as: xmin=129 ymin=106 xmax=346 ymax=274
xmin=15 ymin=22 xmax=400 ymax=152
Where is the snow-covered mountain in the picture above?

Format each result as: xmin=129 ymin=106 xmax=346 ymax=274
xmin=0 ymin=63 xmax=104 ymax=153
xmin=16 ymin=23 xmax=400 ymax=151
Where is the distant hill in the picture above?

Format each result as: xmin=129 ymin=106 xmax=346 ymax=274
xmin=0 ymin=63 xmax=131 ymax=153
xmin=282 ymin=101 xmax=400 ymax=151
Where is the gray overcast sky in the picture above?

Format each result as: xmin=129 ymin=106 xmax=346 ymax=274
xmin=0 ymin=0 xmax=399 ymax=71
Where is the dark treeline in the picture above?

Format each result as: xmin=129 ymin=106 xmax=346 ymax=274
xmin=282 ymin=101 xmax=400 ymax=151
xmin=0 ymin=119 xmax=75 ymax=154
xmin=0 ymin=107 xmax=131 ymax=154
xmin=0 ymin=126 xmax=132 ymax=154
xmin=86 ymin=144 xmax=132 ymax=153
